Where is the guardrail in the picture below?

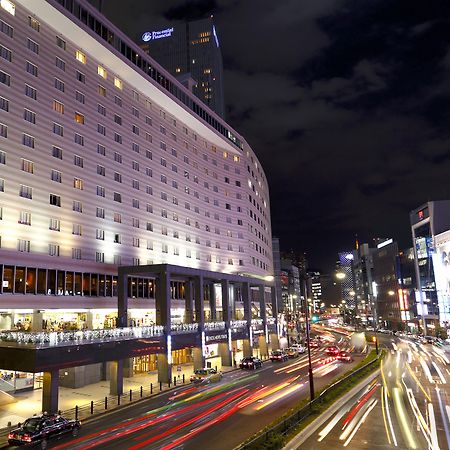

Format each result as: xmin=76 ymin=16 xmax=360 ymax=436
xmin=237 ymin=352 xmax=382 ymax=449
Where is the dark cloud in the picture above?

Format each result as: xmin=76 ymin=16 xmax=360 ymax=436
xmin=97 ymin=0 xmax=450 ymax=272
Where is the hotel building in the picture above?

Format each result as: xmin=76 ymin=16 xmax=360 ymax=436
xmin=0 ymin=0 xmax=275 ymax=394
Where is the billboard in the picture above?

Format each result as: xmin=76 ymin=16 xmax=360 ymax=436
xmin=432 ymin=235 xmax=450 ymax=325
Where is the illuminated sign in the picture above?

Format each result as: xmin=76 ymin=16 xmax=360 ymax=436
xmin=377 ymin=238 xmax=393 ymax=249
xmin=212 ymin=25 xmax=219 ymax=47
xmin=142 ymin=27 xmax=174 ymax=42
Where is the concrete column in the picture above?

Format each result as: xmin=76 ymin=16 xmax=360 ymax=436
xmin=259 ymin=285 xmax=267 ymax=323
xmin=155 ymin=270 xmax=171 ymax=331
xmin=271 ymin=286 xmax=278 ymax=324
xmin=42 ymin=370 xmax=59 ymax=414
xmin=259 ymin=335 xmax=269 ymax=358
xmin=218 ymin=342 xmax=232 ymax=367
xmin=243 ymin=339 xmax=253 ymax=358
xmin=85 ymin=311 xmax=94 ymax=329
xmin=32 ymin=310 xmax=43 ymax=332
xmin=192 ymin=347 xmax=204 ymax=370
xmin=109 ymin=360 xmax=124 ymax=395
xmin=194 ymin=275 xmax=204 ymax=329
xmin=222 ymin=280 xmax=231 ymax=323
xmin=209 ymin=283 xmax=217 ymax=321
xmin=157 ymin=352 xmax=172 ymax=384
xmin=123 ymin=358 xmax=133 ymax=378
xmin=117 ymin=268 xmax=128 ymax=328
xmin=184 ymin=279 xmax=194 ymax=323
xmin=270 ymin=333 xmax=280 ymax=351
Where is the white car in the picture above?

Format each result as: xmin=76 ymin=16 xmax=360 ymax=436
xmin=290 ymin=344 xmax=306 ymax=353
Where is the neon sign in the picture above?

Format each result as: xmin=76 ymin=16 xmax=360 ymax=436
xmin=142 ymin=27 xmax=174 ymax=42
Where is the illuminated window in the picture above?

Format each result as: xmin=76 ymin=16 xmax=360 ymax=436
xmin=175 ymin=68 xmax=181 ymax=73
xmin=75 ymin=112 xmax=84 ymax=124
xmin=97 ymin=65 xmax=107 ymax=79
xmin=73 ymin=177 xmax=84 ymax=190
xmin=114 ymin=77 xmax=122 ymax=89
xmin=0 ymin=0 xmax=15 ymax=16
xmin=75 ymin=50 xmax=86 ymax=64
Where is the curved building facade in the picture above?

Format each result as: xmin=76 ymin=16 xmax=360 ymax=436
xmin=0 ymin=0 xmax=273 ymax=327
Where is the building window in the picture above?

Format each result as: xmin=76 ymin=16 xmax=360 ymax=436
xmin=114 ymin=192 xmax=122 ymax=203
xmin=72 ymin=223 xmax=82 ymax=235
xmin=97 ymin=144 xmax=106 ymax=156
xmin=52 ymin=146 xmax=62 ymax=159
xmin=132 ymin=124 xmax=139 ymax=135
xmin=132 ymin=198 xmax=139 ymax=209
xmin=54 ymin=77 xmax=64 ymax=92
xmin=0 ymin=96 xmax=8 ymax=112
xmin=19 ymin=185 xmax=32 ymax=199
xmin=28 ymin=16 xmax=40 ymax=31
xmin=49 ymin=218 xmax=60 ymax=231
xmin=18 ymin=239 xmax=30 ymax=253
xmin=19 ymin=211 xmax=31 ymax=225
xmin=51 ymin=169 xmax=61 ymax=183
xmin=22 ymin=134 xmax=35 ymax=148
xmin=132 ymin=161 xmax=139 ymax=171
xmin=0 ymin=178 xmax=4 ymax=192
xmin=76 ymin=70 xmax=85 ymax=83
xmin=73 ymin=177 xmax=83 ymax=190
xmin=114 ymin=95 xmax=122 ymax=106
xmin=114 ymin=172 xmax=122 ymax=183
xmin=96 ymin=252 xmax=104 ymax=263
xmin=49 ymin=194 xmax=61 ymax=207
xmin=132 ymin=179 xmax=139 ymax=190
xmin=114 ymin=212 xmax=122 ymax=223
xmin=56 ymin=36 xmax=66 ymax=50
xmin=49 ymin=244 xmax=60 ymax=257
xmin=53 ymin=122 xmax=63 ymax=136
xmin=72 ymin=248 xmax=82 ymax=260
xmin=132 ymin=107 xmax=139 ymax=118
xmin=0 ymin=70 xmax=10 ymax=85
xmin=53 ymin=100 xmax=64 ymax=114
xmin=23 ymin=109 xmax=36 ymax=124
xmin=96 ymin=207 xmax=105 ymax=218
xmin=97 ymin=165 xmax=105 ymax=176
xmin=114 ymin=77 xmax=122 ymax=89
xmin=97 ymin=103 xmax=106 ymax=116
xmin=27 ymin=38 xmax=39 ymax=54
xmin=0 ymin=44 xmax=11 ymax=61
xmin=0 ymin=19 xmax=13 ymax=37
xmin=96 ymin=229 xmax=104 ymax=240
xmin=133 ymin=237 xmax=139 ymax=248
xmin=98 ymin=85 xmax=106 ymax=97
xmin=0 ymin=123 xmax=7 ymax=138
xmin=75 ymin=90 xmax=85 ymax=103
xmin=114 ymin=114 xmax=122 ymax=125
xmin=75 ymin=50 xmax=86 ymax=64
xmin=114 ymin=152 xmax=122 ymax=163
xmin=25 ymin=84 xmax=37 ymax=100
xmin=114 ymin=233 xmax=121 ymax=244
xmin=96 ymin=186 xmax=105 ymax=197
xmin=97 ymin=65 xmax=107 ymax=79
xmin=74 ymin=133 xmax=84 ymax=146
xmin=75 ymin=112 xmax=84 ymax=124
xmin=114 ymin=133 xmax=122 ymax=144
xmin=73 ymin=200 xmax=82 ymax=212
xmin=21 ymin=158 xmax=34 ymax=173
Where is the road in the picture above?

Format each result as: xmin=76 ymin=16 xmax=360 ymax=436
xmin=299 ymin=337 xmax=450 ymax=450
xmin=42 ymin=331 xmax=362 ymax=449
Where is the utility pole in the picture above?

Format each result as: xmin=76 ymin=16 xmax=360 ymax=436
xmin=303 ymin=276 xmax=314 ymax=401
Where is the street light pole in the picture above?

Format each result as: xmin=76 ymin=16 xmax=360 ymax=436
xmin=303 ymin=277 xmax=315 ymax=401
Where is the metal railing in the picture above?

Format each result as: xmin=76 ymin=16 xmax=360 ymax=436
xmin=237 ymin=352 xmax=382 ymax=449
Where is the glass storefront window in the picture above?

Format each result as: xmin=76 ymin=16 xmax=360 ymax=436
xmin=83 ymin=273 xmax=90 ymax=296
xmin=15 ymin=267 xmax=25 ymax=294
xmin=26 ymin=268 xmax=36 ymax=294
xmin=47 ymin=270 xmax=56 ymax=295
xmin=37 ymin=269 xmax=46 ymax=294
xmin=75 ymin=272 xmax=82 ymax=295
xmin=3 ymin=266 xmax=13 ymax=293
xmin=66 ymin=272 xmax=74 ymax=295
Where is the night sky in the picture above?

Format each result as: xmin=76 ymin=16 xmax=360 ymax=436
xmin=95 ymin=0 xmax=450 ymax=272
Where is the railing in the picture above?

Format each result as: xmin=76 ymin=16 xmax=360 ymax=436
xmin=237 ymin=352 xmax=382 ymax=449
xmin=0 ymin=326 xmax=164 ymax=347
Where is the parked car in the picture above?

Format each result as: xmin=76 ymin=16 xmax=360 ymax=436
xmin=291 ymin=344 xmax=306 ymax=354
xmin=270 ymin=350 xmax=288 ymax=362
xmin=337 ymin=351 xmax=353 ymax=362
xmin=286 ymin=348 xmax=299 ymax=358
xmin=190 ymin=368 xmax=222 ymax=384
xmin=240 ymin=356 xmax=262 ymax=370
xmin=325 ymin=346 xmax=340 ymax=356
xmin=8 ymin=414 xmax=81 ymax=449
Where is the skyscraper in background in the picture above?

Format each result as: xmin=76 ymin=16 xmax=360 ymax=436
xmin=139 ymin=17 xmax=225 ymax=118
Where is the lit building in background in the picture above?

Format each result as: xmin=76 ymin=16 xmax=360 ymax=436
xmin=410 ymin=201 xmax=450 ymax=334
xmin=309 ymin=271 xmax=322 ymax=312
xmin=0 ymin=0 xmax=273 ymax=331
xmin=352 ymin=243 xmax=374 ymax=325
xmin=139 ymin=17 xmax=225 ymax=118
xmin=337 ymin=251 xmax=356 ymax=308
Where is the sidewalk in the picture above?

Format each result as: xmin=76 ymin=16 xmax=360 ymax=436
xmin=0 ymin=364 xmax=237 ymax=429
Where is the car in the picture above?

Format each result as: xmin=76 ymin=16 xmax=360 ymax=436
xmin=240 ymin=356 xmax=262 ymax=369
xmin=337 ymin=351 xmax=353 ymax=362
xmin=308 ymin=340 xmax=319 ymax=349
xmin=286 ymin=348 xmax=300 ymax=358
xmin=325 ymin=346 xmax=340 ymax=356
xmin=8 ymin=413 xmax=81 ymax=449
xmin=270 ymin=350 xmax=288 ymax=362
xmin=291 ymin=344 xmax=306 ymax=354
xmin=190 ymin=368 xmax=222 ymax=384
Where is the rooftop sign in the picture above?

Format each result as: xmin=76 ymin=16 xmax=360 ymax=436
xmin=142 ymin=27 xmax=174 ymax=42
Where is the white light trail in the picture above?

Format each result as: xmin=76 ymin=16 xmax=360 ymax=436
xmin=428 ymin=402 xmax=440 ymax=450
xmin=383 ymin=385 xmax=398 ymax=446
xmin=432 ymin=362 xmax=446 ymax=384
xmin=343 ymin=399 xmax=378 ymax=447
xmin=318 ymin=407 xmax=348 ymax=442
